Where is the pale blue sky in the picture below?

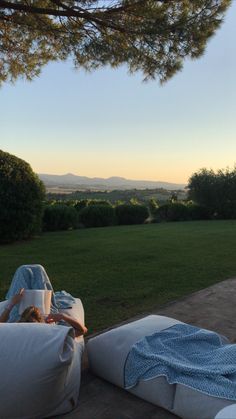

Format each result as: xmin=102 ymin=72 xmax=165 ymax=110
xmin=0 ymin=2 xmax=235 ymax=184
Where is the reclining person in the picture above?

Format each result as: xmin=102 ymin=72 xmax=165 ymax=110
xmin=19 ymin=305 xmax=88 ymax=337
xmin=0 ymin=265 xmax=87 ymax=337
xmin=0 ymin=287 xmax=87 ymax=337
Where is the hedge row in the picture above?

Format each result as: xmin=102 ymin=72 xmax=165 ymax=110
xmin=43 ymin=202 xmax=149 ymax=231
xmin=43 ymin=204 xmax=79 ymax=231
xmin=79 ymin=205 xmax=115 ymax=228
xmin=42 ymin=200 xmax=211 ymax=232
xmin=153 ymin=202 xmax=210 ymax=222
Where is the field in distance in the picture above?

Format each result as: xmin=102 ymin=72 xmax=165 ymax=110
xmin=46 ymin=187 xmax=187 ymax=203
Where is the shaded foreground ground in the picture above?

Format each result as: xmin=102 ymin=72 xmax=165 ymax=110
xmin=61 ymin=278 xmax=236 ymax=419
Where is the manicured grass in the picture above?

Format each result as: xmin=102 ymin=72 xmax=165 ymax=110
xmin=1 ymin=220 xmax=236 ymax=333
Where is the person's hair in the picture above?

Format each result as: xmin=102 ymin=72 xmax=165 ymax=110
xmin=19 ymin=306 xmax=44 ymax=323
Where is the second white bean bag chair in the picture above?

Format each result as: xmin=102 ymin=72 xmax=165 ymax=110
xmin=87 ymin=315 xmax=236 ymax=419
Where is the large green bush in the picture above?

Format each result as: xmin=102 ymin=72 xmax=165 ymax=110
xmin=218 ymin=201 xmax=236 ymax=219
xmin=74 ymin=199 xmax=88 ymax=213
xmin=154 ymin=202 xmax=210 ymax=222
xmin=188 ymin=167 xmax=236 ymax=219
xmin=79 ymin=204 xmax=115 ymax=228
xmin=115 ymin=203 xmax=149 ymax=225
xmin=0 ymin=150 xmax=45 ymax=243
xmin=43 ymin=204 xmax=79 ymax=231
xmin=186 ymin=202 xmax=210 ymax=220
xmin=154 ymin=202 xmax=189 ymax=222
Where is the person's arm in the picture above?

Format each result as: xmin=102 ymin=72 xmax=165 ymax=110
xmin=46 ymin=312 xmax=88 ymax=337
xmin=0 ymin=288 xmax=24 ymax=323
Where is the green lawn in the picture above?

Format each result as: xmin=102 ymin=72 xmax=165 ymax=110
xmin=1 ymin=220 xmax=236 ymax=333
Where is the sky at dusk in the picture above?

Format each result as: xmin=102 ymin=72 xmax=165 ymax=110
xmin=0 ymin=2 xmax=235 ymax=184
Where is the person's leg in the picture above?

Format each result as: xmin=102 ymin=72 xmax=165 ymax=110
xmin=6 ymin=265 xmax=54 ymax=295
xmin=6 ymin=264 xmax=57 ymax=322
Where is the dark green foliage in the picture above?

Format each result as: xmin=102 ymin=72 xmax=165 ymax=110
xmin=115 ymin=204 xmax=149 ymax=225
xmin=153 ymin=202 xmax=210 ymax=222
xmin=79 ymin=204 xmax=116 ymax=228
xmin=188 ymin=167 xmax=236 ymax=219
xmin=219 ymin=202 xmax=236 ymax=219
xmin=43 ymin=204 xmax=79 ymax=231
xmin=74 ymin=200 xmax=88 ymax=213
xmin=188 ymin=169 xmax=217 ymax=216
xmin=74 ymin=199 xmax=113 ymax=215
xmin=87 ymin=200 xmax=112 ymax=207
xmin=155 ymin=203 xmax=190 ymax=222
xmin=0 ymin=1 xmax=231 ymax=85
xmin=0 ymin=150 xmax=45 ymax=243
xmin=186 ymin=202 xmax=210 ymax=220
xmin=64 ymin=199 xmax=79 ymax=207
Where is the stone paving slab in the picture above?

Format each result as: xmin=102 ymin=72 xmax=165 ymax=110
xmin=62 ymin=370 xmax=177 ymax=419
xmin=155 ymin=278 xmax=236 ymax=342
xmin=62 ymin=278 xmax=236 ymax=419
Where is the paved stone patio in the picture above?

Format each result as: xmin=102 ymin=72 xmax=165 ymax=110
xmin=62 ymin=278 xmax=236 ymax=419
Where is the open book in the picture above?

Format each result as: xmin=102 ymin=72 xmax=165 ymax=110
xmin=19 ymin=290 xmax=52 ymax=315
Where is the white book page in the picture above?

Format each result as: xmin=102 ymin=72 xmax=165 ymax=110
xmin=19 ymin=290 xmax=52 ymax=315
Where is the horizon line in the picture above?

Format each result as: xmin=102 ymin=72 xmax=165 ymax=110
xmin=38 ymin=172 xmax=187 ymax=185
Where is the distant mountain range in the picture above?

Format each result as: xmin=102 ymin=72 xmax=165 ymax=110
xmin=38 ymin=173 xmax=186 ymax=191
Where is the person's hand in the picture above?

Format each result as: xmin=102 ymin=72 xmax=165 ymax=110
xmin=45 ymin=313 xmax=64 ymax=323
xmin=10 ymin=288 xmax=24 ymax=306
xmin=82 ymin=326 xmax=88 ymax=335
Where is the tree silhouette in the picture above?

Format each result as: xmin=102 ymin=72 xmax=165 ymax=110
xmin=0 ymin=0 xmax=231 ymax=84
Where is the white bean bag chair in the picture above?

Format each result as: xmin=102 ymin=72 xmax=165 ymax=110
xmin=215 ymin=404 xmax=236 ymax=418
xmin=0 ymin=298 xmax=85 ymax=419
xmin=87 ymin=315 xmax=236 ymax=419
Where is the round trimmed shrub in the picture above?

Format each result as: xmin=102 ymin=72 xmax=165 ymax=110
xmin=0 ymin=150 xmax=45 ymax=243
xmin=186 ymin=202 xmax=210 ymax=220
xmin=74 ymin=199 xmax=112 ymax=214
xmin=43 ymin=204 xmax=79 ymax=231
xmin=155 ymin=202 xmax=189 ymax=222
xmin=74 ymin=199 xmax=88 ymax=213
xmin=79 ymin=204 xmax=115 ymax=228
xmin=115 ymin=204 xmax=149 ymax=225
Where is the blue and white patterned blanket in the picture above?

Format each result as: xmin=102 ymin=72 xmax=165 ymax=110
xmin=6 ymin=264 xmax=76 ymax=322
xmin=124 ymin=323 xmax=236 ymax=400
